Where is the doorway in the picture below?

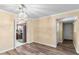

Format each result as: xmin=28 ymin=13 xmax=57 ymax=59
xmin=56 ymin=16 xmax=76 ymax=53
xmin=15 ymin=23 xmax=27 ymax=47
xmin=56 ymin=16 xmax=76 ymax=44
xmin=62 ymin=22 xmax=74 ymax=48
xmin=63 ymin=23 xmax=73 ymax=41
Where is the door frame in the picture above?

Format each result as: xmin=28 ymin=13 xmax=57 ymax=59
xmin=56 ymin=16 xmax=77 ymax=44
xmin=14 ymin=20 xmax=27 ymax=48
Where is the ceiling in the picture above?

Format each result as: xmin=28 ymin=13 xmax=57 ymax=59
xmin=0 ymin=4 xmax=79 ymax=18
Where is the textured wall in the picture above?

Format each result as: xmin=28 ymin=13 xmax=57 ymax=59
xmin=30 ymin=16 xmax=57 ymax=47
xmin=0 ymin=10 xmax=15 ymax=52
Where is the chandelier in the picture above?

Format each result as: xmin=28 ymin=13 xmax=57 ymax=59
xmin=16 ymin=4 xmax=28 ymax=23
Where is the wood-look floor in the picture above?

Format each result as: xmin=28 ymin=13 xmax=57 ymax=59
xmin=0 ymin=40 xmax=78 ymax=55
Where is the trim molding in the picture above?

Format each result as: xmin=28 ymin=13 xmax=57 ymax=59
xmin=0 ymin=47 xmax=14 ymax=53
xmin=0 ymin=9 xmax=16 ymax=15
xmin=73 ymin=41 xmax=79 ymax=54
xmin=33 ymin=41 xmax=57 ymax=48
xmin=31 ymin=9 xmax=79 ymax=20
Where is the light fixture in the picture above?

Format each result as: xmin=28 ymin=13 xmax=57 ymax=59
xmin=16 ymin=4 xmax=28 ymax=24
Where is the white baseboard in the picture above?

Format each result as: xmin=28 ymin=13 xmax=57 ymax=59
xmin=58 ymin=40 xmax=63 ymax=43
xmin=52 ymin=44 xmax=57 ymax=48
xmin=0 ymin=47 xmax=14 ymax=53
xmin=73 ymin=42 xmax=79 ymax=54
xmin=26 ymin=41 xmax=33 ymax=44
xmin=0 ymin=41 xmax=33 ymax=54
xmin=34 ymin=42 xmax=57 ymax=48
xmin=76 ymin=49 xmax=79 ymax=54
